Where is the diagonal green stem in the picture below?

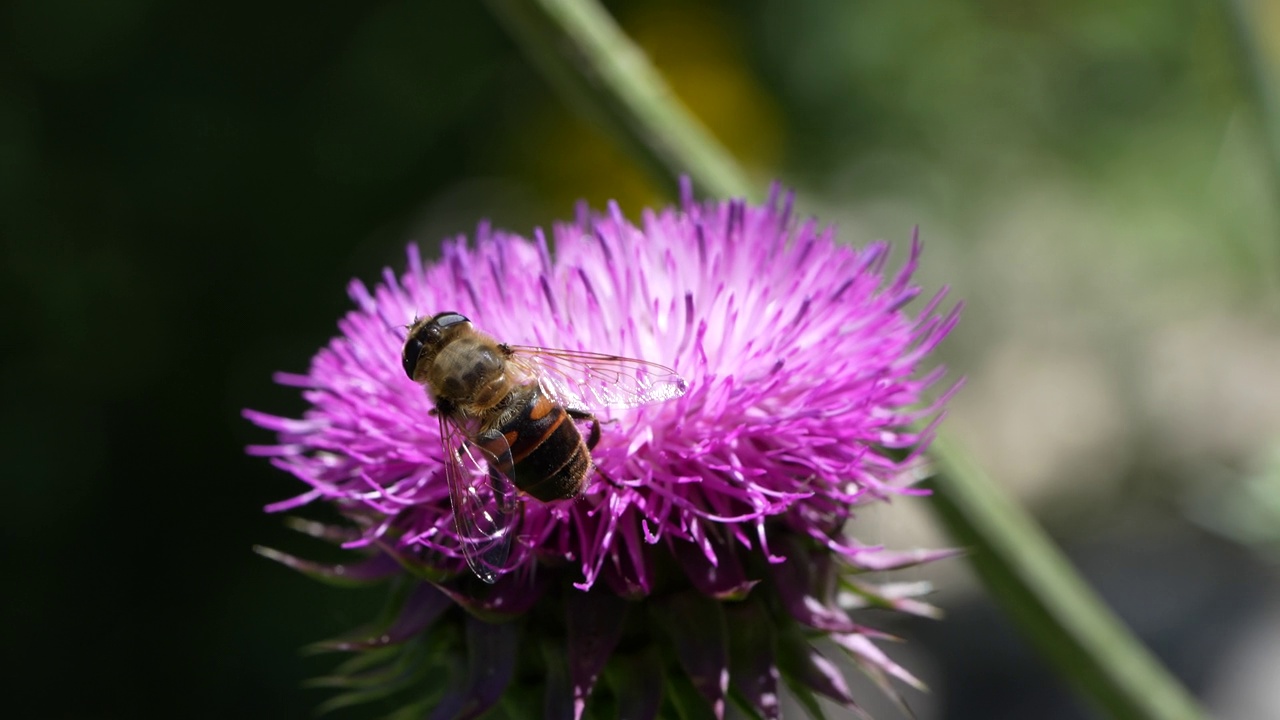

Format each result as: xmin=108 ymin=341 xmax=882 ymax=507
xmin=1227 ymin=0 xmax=1280 ymax=216
xmin=922 ymin=437 xmax=1204 ymax=720
xmin=1225 ymin=0 xmax=1280 ymax=298
xmin=485 ymin=1 xmax=1209 ymax=719
xmin=484 ymin=0 xmax=756 ymax=202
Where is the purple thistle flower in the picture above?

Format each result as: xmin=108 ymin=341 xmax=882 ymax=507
xmin=247 ymin=180 xmax=960 ymax=719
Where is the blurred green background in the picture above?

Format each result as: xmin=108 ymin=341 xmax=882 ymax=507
xmin=5 ymin=0 xmax=1280 ymax=717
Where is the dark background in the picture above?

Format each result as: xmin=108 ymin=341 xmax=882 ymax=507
xmin=6 ymin=1 xmax=1279 ymax=718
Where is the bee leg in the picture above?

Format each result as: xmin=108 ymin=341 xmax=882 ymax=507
xmin=589 ymin=464 xmax=628 ymax=494
xmin=568 ymin=408 xmax=624 ymax=492
xmin=566 ymin=408 xmax=601 ymax=450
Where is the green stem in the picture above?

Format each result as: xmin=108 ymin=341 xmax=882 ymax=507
xmin=484 ymin=0 xmax=756 ymax=202
xmin=485 ymin=1 xmax=1209 ymax=718
xmin=922 ymin=437 xmax=1204 ymax=720
xmin=1227 ymin=0 xmax=1280 ymax=214
xmin=1225 ymin=0 xmax=1280 ymax=306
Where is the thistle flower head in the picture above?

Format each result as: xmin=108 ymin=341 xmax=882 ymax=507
xmin=247 ymin=181 xmax=960 ymax=719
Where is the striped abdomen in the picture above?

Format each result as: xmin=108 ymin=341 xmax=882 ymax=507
xmin=497 ymin=387 xmax=591 ymax=502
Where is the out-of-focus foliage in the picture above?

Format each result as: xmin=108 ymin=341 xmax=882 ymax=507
xmin=4 ymin=0 xmax=1278 ymax=718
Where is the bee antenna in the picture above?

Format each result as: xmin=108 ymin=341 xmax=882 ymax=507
xmin=593 ymin=465 xmax=627 ymax=492
xmin=375 ymin=307 xmax=413 ymax=339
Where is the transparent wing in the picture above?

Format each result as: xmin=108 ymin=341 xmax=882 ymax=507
xmin=438 ymin=414 xmax=519 ymax=584
xmin=506 ymin=346 xmax=688 ymax=411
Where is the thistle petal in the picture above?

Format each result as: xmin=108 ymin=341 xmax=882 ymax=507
xmin=282 ymin=516 xmax=363 ymax=544
xmin=844 ymin=546 xmax=962 ymax=572
xmin=309 ymin=582 xmax=452 ymax=652
xmin=566 ymin=589 xmax=629 ymax=719
xmin=306 ymin=645 xmax=421 ymax=691
xmin=776 ymin=629 xmax=854 ymax=706
xmin=432 ymin=571 xmax=548 ymax=622
xmin=839 ymin=579 xmax=943 ymax=619
xmin=832 ymin=631 xmax=925 ymax=717
xmin=462 ymin=616 xmax=520 ymax=719
xmin=668 ymin=670 xmax=721 ymax=720
xmin=311 ymin=643 xmax=446 ymax=715
xmin=651 ymin=591 xmax=729 ymax=719
xmin=674 ymin=535 xmax=760 ymax=600
xmin=252 ymin=545 xmax=401 ymax=587
xmin=770 ymin=538 xmax=865 ymax=634
xmin=725 ymin=600 xmax=781 ymax=720
xmin=426 ymin=616 xmax=519 ymax=720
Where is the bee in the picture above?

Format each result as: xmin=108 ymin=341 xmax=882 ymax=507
xmin=402 ymin=311 xmax=687 ymax=583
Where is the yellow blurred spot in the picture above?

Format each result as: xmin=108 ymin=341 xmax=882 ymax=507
xmin=513 ymin=1 xmax=782 ymax=215
xmin=1261 ymin=0 xmax=1280 ymax=69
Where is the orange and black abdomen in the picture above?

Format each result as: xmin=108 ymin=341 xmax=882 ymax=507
xmin=499 ymin=389 xmax=590 ymax=502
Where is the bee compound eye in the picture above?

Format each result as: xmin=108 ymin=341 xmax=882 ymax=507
xmin=402 ymin=337 xmax=424 ymax=379
xmin=434 ymin=312 xmax=469 ymax=328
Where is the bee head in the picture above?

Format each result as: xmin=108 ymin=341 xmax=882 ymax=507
xmin=402 ymin=311 xmax=472 ymax=380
